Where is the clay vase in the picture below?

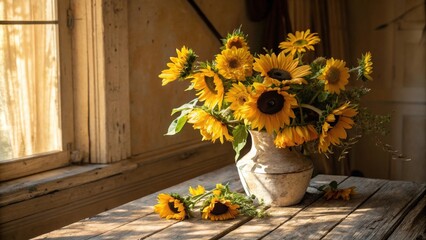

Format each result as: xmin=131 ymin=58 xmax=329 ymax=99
xmin=236 ymin=130 xmax=313 ymax=206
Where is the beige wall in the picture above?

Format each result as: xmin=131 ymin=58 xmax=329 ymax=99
xmin=128 ymin=0 xmax=265 ymax=158
xmin=347 ymin=0 xmax=426 ymax=182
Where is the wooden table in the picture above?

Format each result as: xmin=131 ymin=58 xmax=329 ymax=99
xmin=35 ymin=164 xmax=426 ymax=239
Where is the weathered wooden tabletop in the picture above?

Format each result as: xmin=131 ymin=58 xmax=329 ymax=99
xmin=35 ymin=164 xmax=426 ymax=240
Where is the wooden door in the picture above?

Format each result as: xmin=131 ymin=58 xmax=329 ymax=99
xmin=348 ymin=0 xmax=425 ymax=182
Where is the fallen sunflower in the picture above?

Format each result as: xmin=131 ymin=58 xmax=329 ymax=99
xmin=154 ymin=193 xmax=189 ymax=221
xmin=202 ymin=197 xmax=239 ymax=221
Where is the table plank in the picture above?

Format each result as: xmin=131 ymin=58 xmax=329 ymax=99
xmin=322 ymin=180 xmax=426 ymax=240
xmin=142 ymin=214 xmax=251 ymax=240
xmin=388 ymin=193 xmax=426 ymax=240
xmin=263 ymin=176 xmax=387 ymax=240
xmin=221 ymin=175 xmax=348 ymax=240
xmin=33 ymin=164 xmax=426 ymax=240
xmin=35 ymin=164 xmax=242 ymax=240
xmin=88 ymin=213 xmax=178 ymax=240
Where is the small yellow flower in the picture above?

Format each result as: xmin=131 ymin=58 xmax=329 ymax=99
xmin=279 ymin=29 xmax=320 ymax=57
xmin=213 ymin=183 xmax=225 ymax=196
xmin=189 ymin=185 xmax=206 ymax=196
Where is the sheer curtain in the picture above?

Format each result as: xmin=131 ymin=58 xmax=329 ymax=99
xmin=0 ymin=0 xmax=61 ymax=161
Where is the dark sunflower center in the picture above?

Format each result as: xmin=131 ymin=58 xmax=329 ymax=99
xmin=326 ymin=67 xmax=341 ymax=84
xmin=329 ymin=115 xmax=340 ymax=127
xmin=238 ymin=95 xmax=247 ymax=104
xmin=267 ymin=68 xmax=292 ymax=81
xmin=257 ymin=91 xmax=285 ymax=114
xmin=294 ymin=39 xmax=308 ymax=47
xmin=204 ymin=76 xmax=218 ymax=94
xmin=229 ymin=58 xmax=240 ymax=69
xmin=211 ymin=202 xmax=229 ymax=215
xmin=229 ymin=40 xmax=242 ymax=49
xmin=168 ymin=201 xmax=180 ymax=214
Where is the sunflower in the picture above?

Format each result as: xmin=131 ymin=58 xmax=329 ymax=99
xmin=318 ymin=102 xmax=358 ymax=153
xmin=187 ymin=109 xmax=233 ymax=143
xmin=319 ymin=58 xmax=350 ymax=94
xmin=253 ymin=51 xmax=311 ymax=86
xmin=192 ymin=66 xmax=225 ymax=110
xmin=222 ymin=28 xmax=250 ymax=51
xmin=358 ymin=52 xmax=373 ymax=81
xmin=215 ymin=47 xmax=253 ymax=81
xmin=154 ymin=193 xmax=188 ymax=220
xmin=189 ymin=185 xmax=206 ymax=196
xmin=202 ymin=197 xmax=239 ymax=221
xmin=224 ymin=82 xmax=251 ymax=120
xmin=224 ymin=36 xmax=249 ymax=50
xmin=159 ymin=46 xmax=197 ymax=86
xmin=239 ymin=83 xmax=298 ymax=134
xmin=274 ymin=124 xmax=318 ymax=148
xmin=279 ymin=29 xmax=320 ymax=57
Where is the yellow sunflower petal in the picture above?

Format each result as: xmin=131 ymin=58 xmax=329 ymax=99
xmin=319 ymin=58 xmax=350 ymax=94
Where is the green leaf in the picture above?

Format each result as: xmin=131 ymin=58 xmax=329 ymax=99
xmin=232 ymin=125 xmax=249 ymax=161
xmin=329 ymin=180 xmax=338 ymax=190
xmin=165 ymin=114 xmax=188 ymax=135
xmin=318 ymin=91 xmax=329 ymax=102
xmin=171 ymin=99 xmax=198 ymax=115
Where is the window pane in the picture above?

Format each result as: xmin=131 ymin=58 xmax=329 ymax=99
xmin=0 ymin=0 xmax=57 ymax=21
xmin=0 ymin=2 xmax=60 ymax=161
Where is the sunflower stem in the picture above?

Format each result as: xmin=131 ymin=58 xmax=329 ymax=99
xmin=189 ymin=191 xmax=214 ymax=207
xmin=298 ymin=105 xmax=305 ymax=124
xmin=309 ymin=90 xmax=322 ymax=104
xmin=348 ymin=66 xmax=361 ymax=73
xmin=300 ymin=103 xmax=323 ymax=116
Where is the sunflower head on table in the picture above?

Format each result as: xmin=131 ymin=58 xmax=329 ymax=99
xmin=159 ymin=27 xmax=385 ymax=160
xmin=154 ymin=183 xmax=267 ymax=221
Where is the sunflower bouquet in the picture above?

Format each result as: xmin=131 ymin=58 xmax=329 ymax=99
xmin=159 ymin=28 xmax=386 ymax=161
xmin=154 ymin=183 xmax=267 ymax=221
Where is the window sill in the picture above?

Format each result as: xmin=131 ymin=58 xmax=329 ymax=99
xmin=0 ymin=159 xmax=138 ymax=207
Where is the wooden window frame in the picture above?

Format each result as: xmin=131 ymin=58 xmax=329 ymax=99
xmin=0 ymin=0 xmax=131 ymax=182
xmin=72 ymin=0 xmax=130 ymax=164
xmin=0 ymin=0 xmax=73 ymax=181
